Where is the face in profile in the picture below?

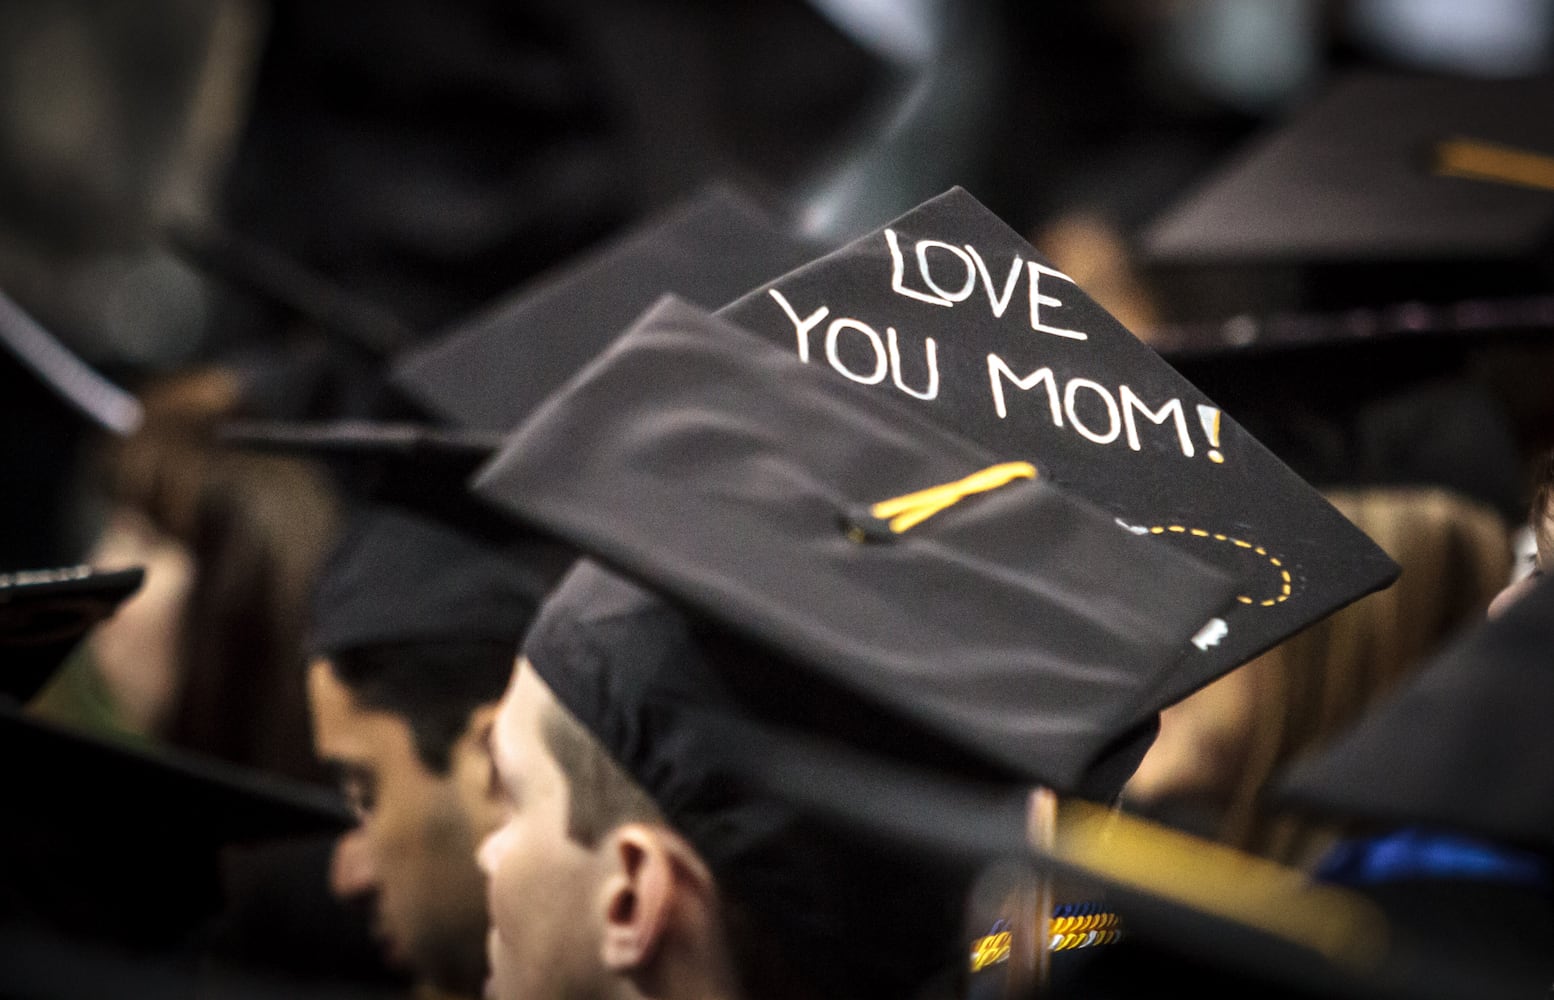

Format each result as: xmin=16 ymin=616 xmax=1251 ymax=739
xmin=477 ymin=661 xmax=611 ymax=1000
xmin=307 ymin=659 xmax=492 ymax=997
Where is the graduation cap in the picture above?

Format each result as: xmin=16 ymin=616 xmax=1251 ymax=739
xmin=0 ymin=290 xmax=143 ymax=437
xmin=477 ymin=297 xmax=1242 ymax=998
xmin=751 ymin=735 xmax=1525 ymax=1000
xmin=0 ymin=703 xmax=350 ymax=950
xmin=1275 ymin=572 xmax=1554 ymax=858
xmin=1140 ymin=71 xmax=1554 ymax=327
xmin=0 ymin=564 xmax=144 ymax=705
xmin=391 ymin=184 xmax=827 ymax=432
xmin=714 ymin=186 xmax=1398 ymax=704
xmin=217 ymin=418 xmax=570 ymax=656
xmin=0 ymin=290 xmax=144 ymax=568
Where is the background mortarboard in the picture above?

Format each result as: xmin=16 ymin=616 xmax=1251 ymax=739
xmin=1275 ymin=571 xmax=1554 ymax=858
xmin=1140 ymin=71 xmax=1554 ymax=323
xmin=746 ymin=732 xmax=1527 ymax=1000
xmin=0 ymin=289 xmax=143 ymax=568
xmin=715 ymin=186 xmax=1398 ymax=704
xmin=480 ymin=296 xmax=1241 ymax=797
xmin=391 ymin=184 xmax=827 ymax=432
xmin=0 ymin=704 xmax=350 ymax=951
xmin=219 ymin=418 xmax=572 ymax=655
xmin=1266 ymin=575 xmax=1554 ymax=998
xmin=0 ymin=564 xmax=143 ymax=704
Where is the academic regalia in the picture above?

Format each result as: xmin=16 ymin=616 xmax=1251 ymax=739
xmin=467 ymin=287 xmax=1410 ymax=999
xmin=0 ymin=565 xmax=143 ymax=706
xmin=391 ymin=183 xmax=828 ymax=433
xmin=1274 ymin=573 xmax=1554 ymax=996
xmin=713 ymin=185 xmax=1399 ymax=696
xmin=1134 ymin=70 xmax=1554 ymax=516
xmin=0 ymin=701 xmax=358 ymax=999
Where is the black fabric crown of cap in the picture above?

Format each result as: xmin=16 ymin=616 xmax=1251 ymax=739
xmin=1275 ymin=572 xmax=1554 ymax=858
xmin=391 ymin=183 xmax=827 ymax=433
xmin=218 ymin=419 xmax=571 ymax=657
xmin=715 ymin=186 xmax=1399 ymax=704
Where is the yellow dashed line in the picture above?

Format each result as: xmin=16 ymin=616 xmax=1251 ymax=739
xmin=1147 ymin=524 xmax=1291 ymax=606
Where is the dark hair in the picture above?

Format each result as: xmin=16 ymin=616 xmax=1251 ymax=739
xmin=100 ymin=368 xmax=339 ymax=782
xmin=329 ymin=639 xmax=515 ymax=773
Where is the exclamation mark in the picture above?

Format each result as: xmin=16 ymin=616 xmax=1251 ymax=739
xmin=1197 ymin=404 xmax=1224 ymax=464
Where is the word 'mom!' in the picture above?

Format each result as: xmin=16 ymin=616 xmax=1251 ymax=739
xmin=763 ymin=228 xmax=1222 ymax=462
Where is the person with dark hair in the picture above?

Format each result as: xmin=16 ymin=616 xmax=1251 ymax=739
xmin=304 ymin=471 xmax=572 ymax=999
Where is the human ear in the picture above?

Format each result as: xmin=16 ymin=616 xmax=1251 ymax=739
xmin=598 ymin=824 xmax=678 ymax=971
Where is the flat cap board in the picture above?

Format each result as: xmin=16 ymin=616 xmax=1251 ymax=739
xmin=0 ymin=566 xmax=144 ymax=704
xmin=718 ymin=186 xmax=1398 ymax=702
xmin=1139 ymin=72 xmax=1554 ymax=316
xmin=1275 ymin=572 xmax=1554 ymax=858
xmin=392 ymin=184 xmax=825 ymax=432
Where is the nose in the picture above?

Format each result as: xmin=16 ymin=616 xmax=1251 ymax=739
xmin=329 ymin=828 xmax=377 ymax=899
xmin=476 ymin=826 xmax=503 ymax=877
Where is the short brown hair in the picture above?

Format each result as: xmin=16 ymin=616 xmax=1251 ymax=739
xmin=539 ymin=698 xmax=663 ymax=846
xmin=537 ymin=698 xmax=828 ymax=1000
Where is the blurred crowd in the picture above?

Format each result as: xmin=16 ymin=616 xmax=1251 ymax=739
xmin=3 ymin=2 xmax=1554 ymax=999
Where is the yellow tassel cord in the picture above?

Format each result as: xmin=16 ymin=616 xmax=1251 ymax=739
xmin=1435 ymin=137 xmax=1554 ymax=193
xmin=867 ymin=462 xmax=1037 ymax=535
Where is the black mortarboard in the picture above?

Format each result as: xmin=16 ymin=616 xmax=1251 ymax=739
xmin=0 ymin=290 xmax=144 ymax=568
xmin=478 ymin=297 xmax=1241 ymax=998
xmin=1 ymin=704 xmax=350 ymax=950
xmin=218 ymin=419 xmax=570 ymax=657
xmin=752 ymin=739 xmax=1526 ymax=1000
xmin=0 ymin=290 xmax=143 ymax=437
xmin=1140 ymin=71 xmax=1554 ymax=324
xmin=1275 ymin=572 xmax=1554 ymax=858
xmin=0 ymin=565 xmax=143 ymax=704
xmin=391 ymin=184 xmax=826 ymax=432
xmin=715 ymin=186 xmax=1398 ymax=703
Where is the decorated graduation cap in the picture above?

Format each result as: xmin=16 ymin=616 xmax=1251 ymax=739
xmin=218 ymin=419 xmax=570 ymax=657
xmin=391 ymin=184 xmax=826 ymax=432
xmin=1141 ymin=71 xmax=1554 ymax=328
xmin=715 ymin=186 xmax=1398 ymax=705
xmin=477 ymin=297 xmax=1242 ymax=997
xmin=0 ymin=565 xmax=143 ymax=704
xmin=1275 ymin=572 xmax=1554 ymax=859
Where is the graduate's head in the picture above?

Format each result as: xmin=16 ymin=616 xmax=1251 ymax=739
xmin=479 ymin=565 xmax=975 ymax=1000
xmin=304 ymin=499 xmax=570 ymax=997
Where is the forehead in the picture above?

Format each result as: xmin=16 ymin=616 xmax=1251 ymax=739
xmin=493 ymin=659 xmax=555 ymax=761
xmin=307 ymin=657 xmax=415 ymax=760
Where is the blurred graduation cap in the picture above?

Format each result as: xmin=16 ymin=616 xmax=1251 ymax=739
xmin=1276 ymin=572 xmax=1554 ymax=857
xmin=1 ymin=703 xmax=350 ymax=951
xmin=0 ymin=290 xmax=145 ymax=568
xmin=0 ymin=565 xmax=144 ymax=704
xmin=749 ymin=734 xmax=1520 ymax=1000
xmin=391 ymin=184 xmax=827 ymax=432
xmin=1140 ymin=71 xmax=1554 ymax=329
xmin=714 ymin=186 xmax=1398 ymax=704
xmin=217 ymin=418 xmax=570 ymax=656
xmin=479 ymin=297 xmax=1250 ymax=997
